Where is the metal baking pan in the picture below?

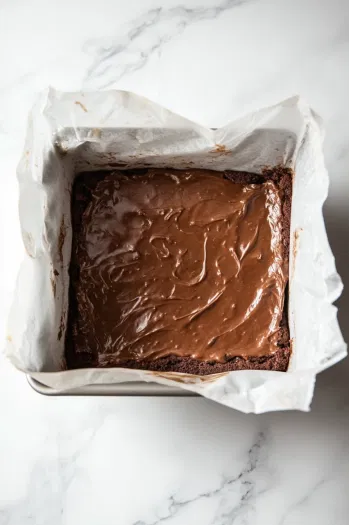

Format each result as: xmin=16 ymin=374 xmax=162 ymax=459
xmin=27 ymin=375 xmax=198 ymax=396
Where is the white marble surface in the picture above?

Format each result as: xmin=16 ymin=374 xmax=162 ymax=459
xmin=0 ymin=0 xmax=348 ymax=523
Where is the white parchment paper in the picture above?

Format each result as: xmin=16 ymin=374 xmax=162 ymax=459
xmin=6 ymin=88 xmax=347 ymax=413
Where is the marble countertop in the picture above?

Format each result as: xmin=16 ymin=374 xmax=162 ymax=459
xmin=0 ymin=0 xmax=348 ymax=523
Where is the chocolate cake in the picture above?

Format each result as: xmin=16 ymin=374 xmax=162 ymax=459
xmin=66 ymin=167 xmax=292 ymax=374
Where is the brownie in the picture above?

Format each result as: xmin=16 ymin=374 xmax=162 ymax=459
xmin=66 ymin=166 xmax=292 ymax=374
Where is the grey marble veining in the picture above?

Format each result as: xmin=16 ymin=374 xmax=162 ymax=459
xmin=83 ymin=0 xmax=254 ymax=89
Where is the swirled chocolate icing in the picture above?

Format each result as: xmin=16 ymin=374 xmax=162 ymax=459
xmin=66 ymin=168 xmax=291 ymax=373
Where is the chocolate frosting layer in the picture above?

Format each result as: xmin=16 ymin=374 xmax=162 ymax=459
xmin=68 ymin=169 xmax=288 ymax=368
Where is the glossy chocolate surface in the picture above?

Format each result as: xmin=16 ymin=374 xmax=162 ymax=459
xmin=67 ymin=169 xmax=289 ymax=368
